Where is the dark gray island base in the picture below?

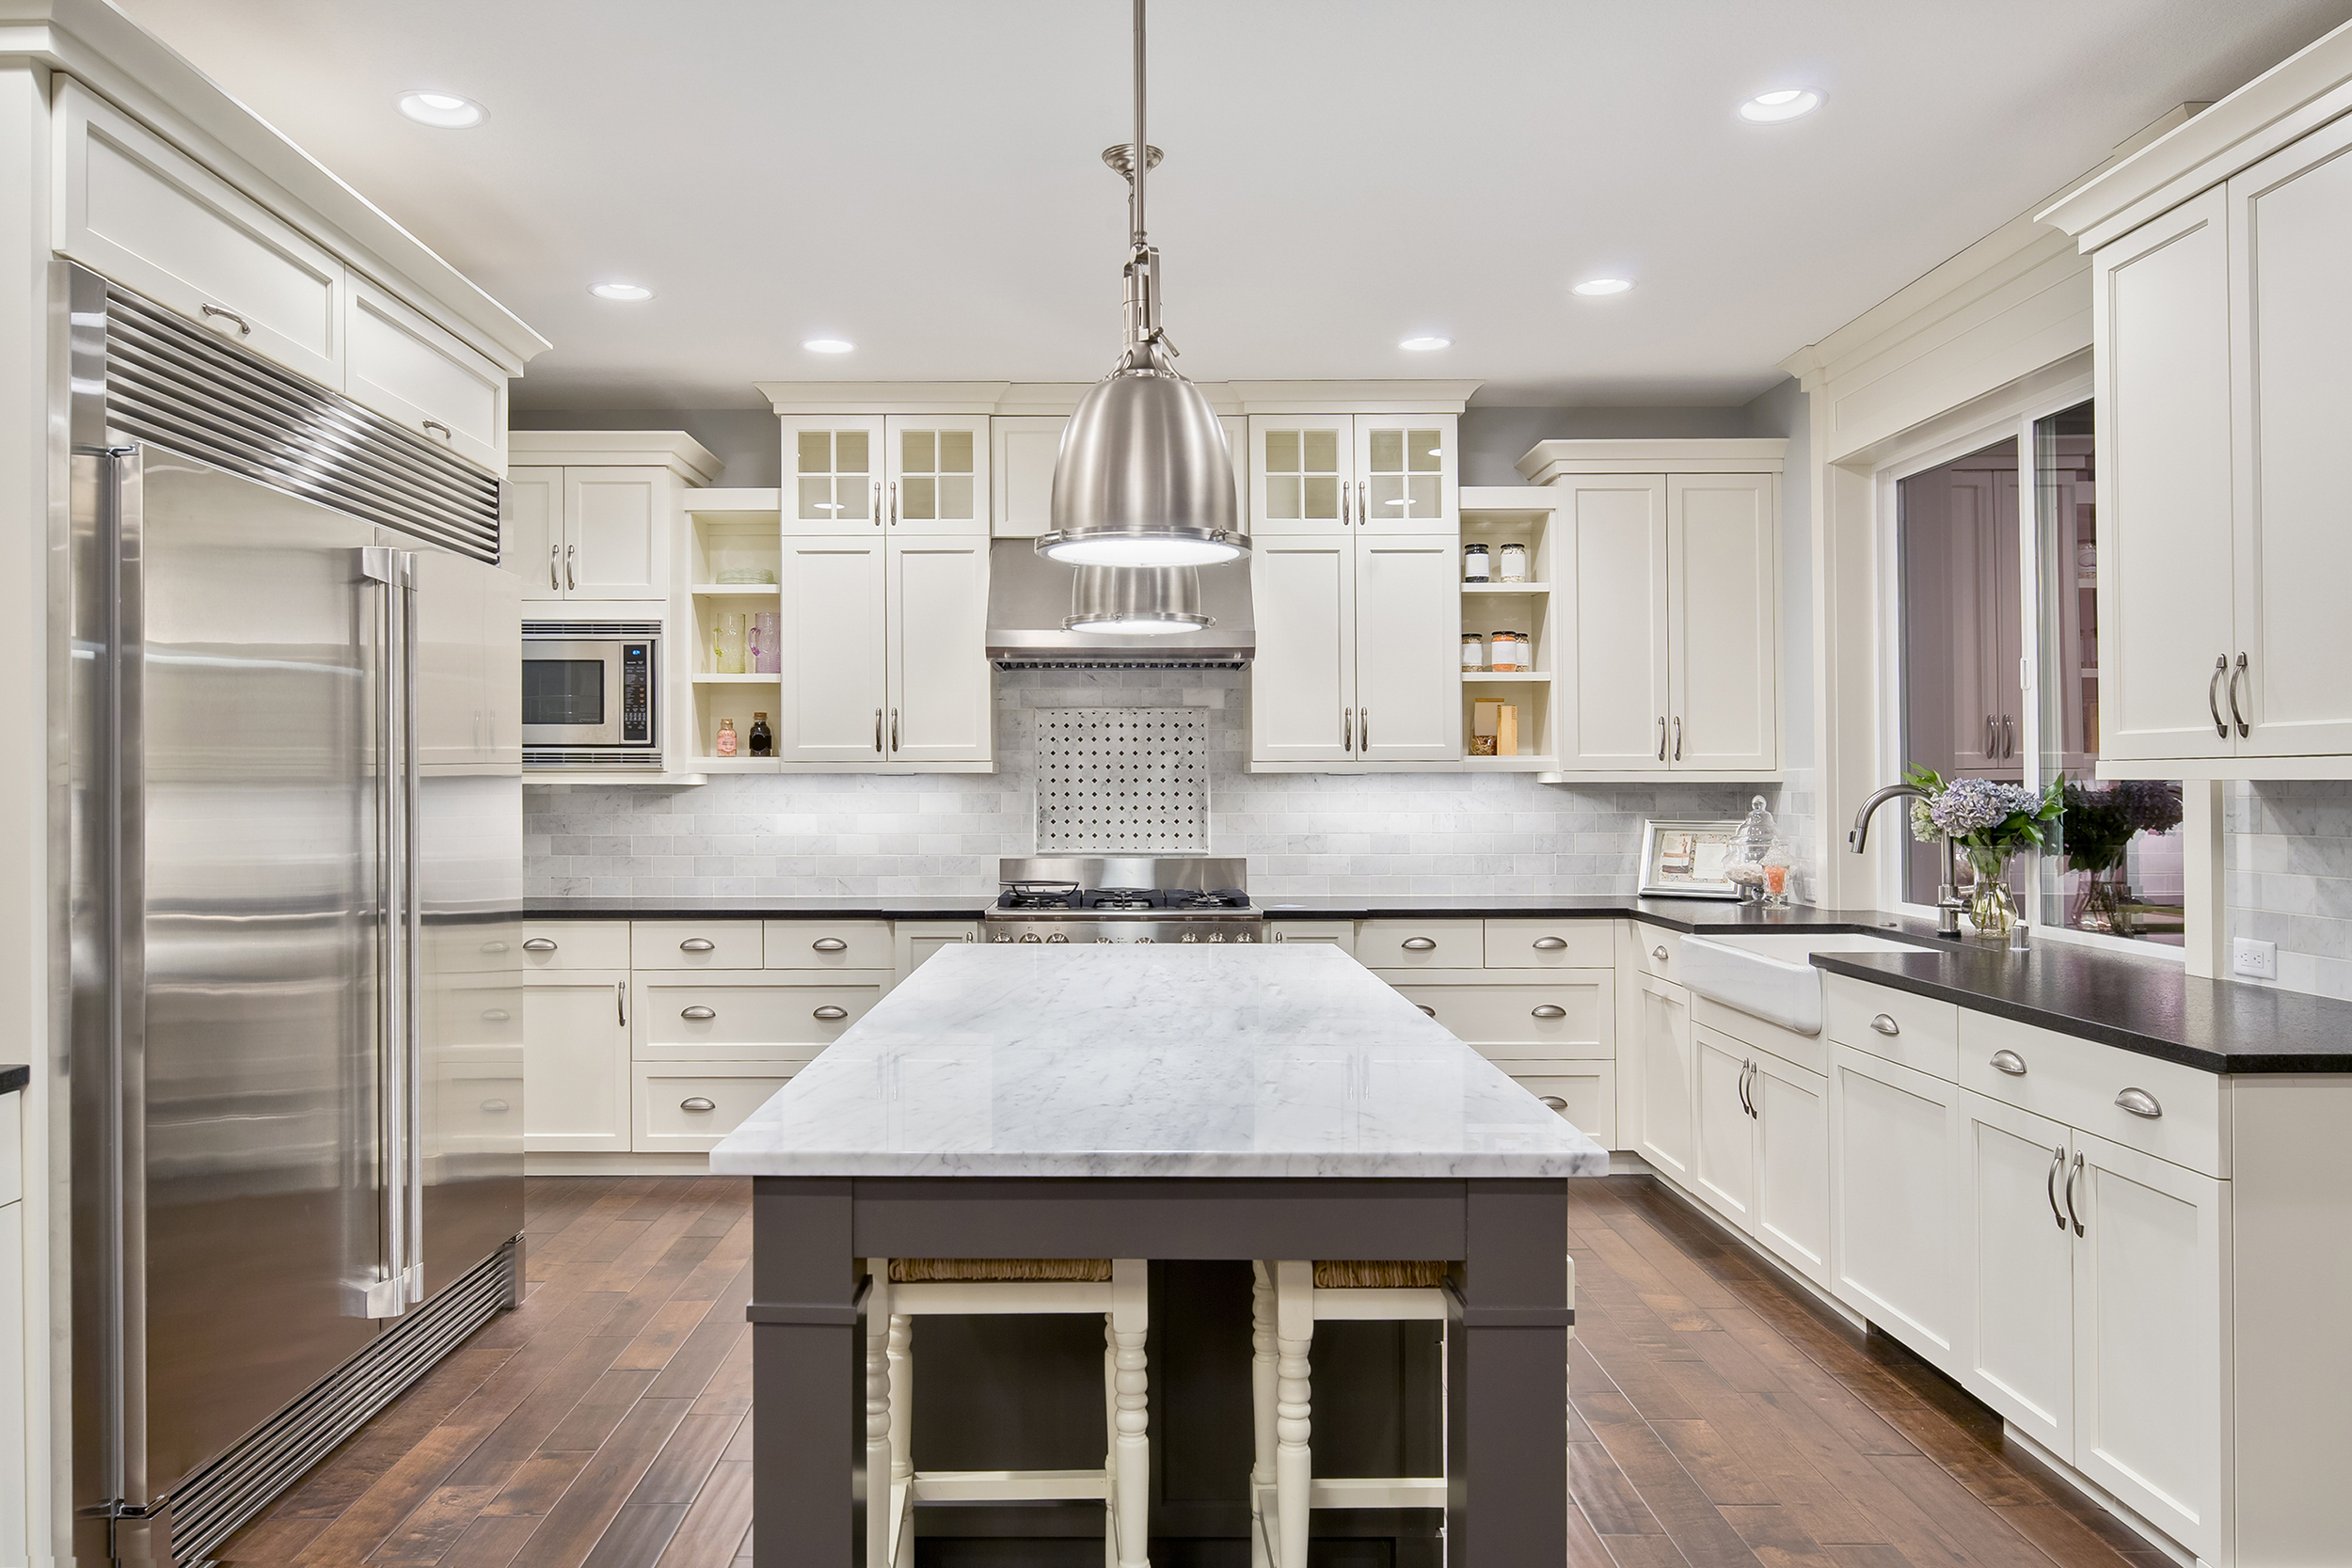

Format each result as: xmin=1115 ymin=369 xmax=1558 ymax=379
xmin=749 ymin=1175 xmax=1570 ymax=1565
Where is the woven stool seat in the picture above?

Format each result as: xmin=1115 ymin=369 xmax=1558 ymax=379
xmin=1311 ymin=1259 xmax=1449 ymax=1289
xmin=887 ymin=1258 xmax=1112 ymax=1283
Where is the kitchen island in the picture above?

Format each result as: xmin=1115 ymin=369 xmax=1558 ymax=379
xmin=712 ymin=942 xmax=1605 ymax=1567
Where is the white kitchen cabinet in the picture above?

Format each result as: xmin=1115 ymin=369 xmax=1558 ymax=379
xmin=0 ymin=1193 xmax=20 ymax=1568
xmin=1516 ymin=1068 xmax=1615 ymax=1149
xmin=1692 ymin=1026 xmax=1756 ymax=1228
xmin=994 ymin=413 xmax=1246 ymax=538
xmin=1749 ymin=1050 xmax=1829 ymax=1288
xmin=522 ymin=970 xmax=632 ymax=1153
xmin=633 ymin=1064 xmax=800 ymax=1154
xmin=1268 ymin=921 xmax=1356 ymax=956
xmin=1958 ymin=1089 xmax=2076 ymax=1455
xmin=1248 ymin=415 xmax=1457 ymax=536
xmin=501 ymin=467 xmax=563 ymax=599
xmin=893 ymin=923 xmax=979 ymax=989
xmin=2070 ymin=1131 xmax=2227 ymax=1562
xmin=886 ymin=538 xmax=993 ymax=763
xmin=2093 ymin=187 xmax=2237 ymax=766
xmin=1250 ymin=538 xmax=1355 ymax=763
xmin=1353 ymin=534 xmax=1460 ymax=762
xmin=777 ymin=534 xmax=991 ymax=769
xmin=342 ymin=275 xmax=507 ymax=470
xmin=1560 ymin=477 xmax=1668 ymax=769
xmin=786 ymin=416 xmax=989 ymax=536
xmin=501 ymin=453 xmax=693 ymax=604
xmin=1627 ymin=974 xmax=1693 ymax=1183
xmin=780 ymin=537 xmax=888 ymax=763
xmin=1250 ymin=531 xmax=1458 ymax=766
xmin=1828 ymin=1041 xmax=1966 ymax=1379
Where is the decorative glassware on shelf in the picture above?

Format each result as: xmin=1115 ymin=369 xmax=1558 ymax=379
xmin=1761 ymin=839 xmax=1795 ymax=905
xmin=753 ymin=612 xmax=782 ymax=674
xmin=748 ymin=712 xmax=773 ymax=757
xmin=712 ymin=612 xmax=746 ymax=674
xmin=715 ymin=718 xmax=738 ymax=757
xmin=1724 ymin=795 xmax=1778 ymax=902
xmin=1499 ymin=541 xmax=1529 ymax=583
xmin=1902 ymin=766 xmax=2064 ymax=940
xmin=1462 ymin=543 xmax=1490 ymax=583
xmin=1460 ymin=633 xmax=1486 ymax=673
xmin=716 ymin=567 xmax=776 ymax=584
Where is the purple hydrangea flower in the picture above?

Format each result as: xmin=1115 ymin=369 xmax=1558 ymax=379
xmin=1929 ymin=777 xmax=2041 ymax=837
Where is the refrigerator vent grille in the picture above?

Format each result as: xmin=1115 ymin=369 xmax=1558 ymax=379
xmin=164 ymin=1241 xmax=520 ymax=1565
xmin=102 ymin=286 xmax=504 ymax=565
xmin=1035 ymin=706 xmax=1211 ymax=853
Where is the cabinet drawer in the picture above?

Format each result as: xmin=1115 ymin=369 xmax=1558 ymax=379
xmin=1823 ymin=974 xmax=1958 ymax=1080
xmin=1383 ymin=974 xmax=1613 ymax=1059
xmin=1621 ymin=924 xmax=1684 ymax=981
xmin=1504 ymin=1067 xmax=1615 ymax=1148
xmin=1484 ymin=918 xmax=1613 ymax=970
xmin=635 ymin=1064 xmax=794 ymax=1153
xmin=516 ymin=921 xmax=629 ymax=971
xmin=1959 ymin=1012 xmax=2228 ymax=1179
xmin=343 ymin=277 xmax=505 ymax=469
xmin=0 ymin=1094 xmax=19 ymax=1207
xmin=1691 ymin=993 xmax=1827 ymax=1078
xmin=633 ymin=920 xmax=763 ymax=970
xmin=1268 ymin=921 xmax=1357 ymax=957
xmin=1359 ymin=920 xmax=1483 ymax=971
xmin=633 ymin=973 xmax=885 ymax=1060
xmin=763 ymin=920 xmax=893 ymax=971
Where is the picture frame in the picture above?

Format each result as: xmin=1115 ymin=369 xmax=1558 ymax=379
xmin=1637 ymin=818 xmax=1745 ymax=899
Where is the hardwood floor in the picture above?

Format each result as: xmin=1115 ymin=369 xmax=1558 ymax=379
xmin=220 ymin=1174 xmax=2168 ymax=1568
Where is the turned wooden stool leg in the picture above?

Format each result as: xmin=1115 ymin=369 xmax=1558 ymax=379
xmin=864 ymin=1263 xmax=893 ymax=1568
xmin=1108 ymin=1259 xmax=1151 ymax=1568
xmin=1274 ymin=1259 xmax=1314 ymax=1568
xmin=886 ymin=1310 xmax=912 ymax=1564
xmin=1249 ymin=1262 xmax=1277 ymax=1568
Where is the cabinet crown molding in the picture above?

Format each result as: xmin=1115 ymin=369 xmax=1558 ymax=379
xmin=1516 ymin=438 xmax=1787 ymax=483
xmin=509 ymin=430 xmax=723 ymax=484
xmin=752 ymin=379 xmax=1482 ymax=418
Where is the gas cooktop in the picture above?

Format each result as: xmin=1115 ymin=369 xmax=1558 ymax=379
xmin=985 ymin=857 xmax=1263 ymax=942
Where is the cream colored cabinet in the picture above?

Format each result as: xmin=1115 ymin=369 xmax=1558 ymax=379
xmin=1684 ymin=1023 xmax=1828 ymax=1289
xmin=777 ymin=534 xmax=992 ymax=768
xmin=1250 ymin=532 xmax=1458 ymax=766
xmin=1248 ymin=415 xmax=1457 ymax=536
xmin=785 ymin=417 xmax=990 ymax=537
xmin=342 ymin=276 xmax=507 ymax=469
xmin=1828 ymin=1041 xmax=1967 ymax=1381
xmin=1959 ymin=1089 xmax=2077 ymax=1455
xmin=1692 ymin=1025 xmax=1757 ymax=1228
xmin=994 ymin=412 xmax=1245 ymax=538
xmin=501 ymin=464 xmax=675 ymax=602
xmin=893 ymin=923 xmax=979 ymax=988
xmin=522 ymin=970 xmax=632 ymax=1153
xmin=501 ymin=468 xmax=562 ymax=598
xmin=633 ymin=1065 xmax=799 ymax=1153
xmin=1268 ymin=921 xmax=1356 ymax=956
xmin=1557 ymin=472 xmax=1778 ymax=774
xmin=1627 ymin=974 xmax=1693 ymax=1183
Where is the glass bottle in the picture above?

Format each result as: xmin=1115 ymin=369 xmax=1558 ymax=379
xmin=1460 ymin=633 xmax=1486 ymax=673
xmin=1462 ymin=543 xmax=1490 ymax=583
xmin=713 ymin=612 xmax=747 ymax=675
xmin=1499 ymin=541 xmax=1529 ymax=583
xmin=715 ymin=718 xmax=738 ymax=757
xmin=748 ymin=712 xmax=773 ymax=757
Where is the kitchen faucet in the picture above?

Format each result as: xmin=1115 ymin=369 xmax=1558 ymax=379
xmin=1848 ymin=783 xmax=1966 ymax=938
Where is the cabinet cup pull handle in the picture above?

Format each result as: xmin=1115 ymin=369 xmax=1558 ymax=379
xmin=1540 ymin=1096 xmax=1567 ymax=1112
xmin=1531 ymin=1005 xmax=1567 ymax=1019
xmin=679 ymin=938 xmax=717 ymax=952
xmin=814 ymin=1005 xmax=849 ymax=1021
xmin=1416 ymin=1005 xmax=1437 ymax=1017
xmin=1650 ymin=945 xmax=1669 ymax=962
xmin=2045 ymin=1146 xmax=2067 ymax=1229
xmin=2208 ymin=656 xmax=2229 ymax=738
xmin=2114 ymin=1087 xmax=2163 ymax=1119
xmin=2064 ymin=1151 xmax=2086 ymax=1236
xmin=480 ymin=1008 xmax=511 ymax=1023
xmin=199 ymin=302 xmax=251 ymax=336
xmin=680 ymin=1097 xmax=717 ymax=1113
xmin=1533 ymin=936 xmax=1567 ymax=951
xmin=480 ymin=1098 xmax=510 ymax=1114
xmin=521 ymin=938 xmax=557 ymax=952
xmin=812 ymin=937 xmax=849 ymax=952
xmin=1869 ymin=1013 xmax=1900 ymax=1037
xmin=2229 ymin=653 xmax=2250 ymax=739
xmin=680 ymin=1006 xmax=717 ymax=1021
xmin=1990 ymin=1049 xmax=2027 ymax=1076
xmin=1401 ymin=937 xmax=1438 ymax=951
xmin=422 ymin=420 xmax=453 ymax=439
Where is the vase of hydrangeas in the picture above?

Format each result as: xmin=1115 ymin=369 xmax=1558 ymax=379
xmin=1903 ymin=767 xmax=2065 ymax=939
xmin=2058 ymin=780 xmax=2183 ymax=935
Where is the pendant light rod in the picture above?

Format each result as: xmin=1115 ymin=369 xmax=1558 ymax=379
xmin=1132 ymin=0 xmax=1148 ymax=249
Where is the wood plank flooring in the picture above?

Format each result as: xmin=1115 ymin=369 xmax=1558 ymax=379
xmin=219 ymin=1175 xmax=2169 ymax=1568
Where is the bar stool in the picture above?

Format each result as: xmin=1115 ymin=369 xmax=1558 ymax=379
xmin=1248 ymin=1259 xmax=1451 ymax=1568
xmin=863 ymin=1257 xmax=1150 ymax=1568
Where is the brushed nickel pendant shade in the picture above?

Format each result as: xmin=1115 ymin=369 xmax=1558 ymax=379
xmin=1039 ymin=0 xmax=1246 ymax=571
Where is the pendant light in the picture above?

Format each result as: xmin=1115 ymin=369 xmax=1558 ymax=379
xmin=1040 ymin=0 xmax=1246 ymax=571
xmin=1063 ymin=564 xmax=1211 ymax=634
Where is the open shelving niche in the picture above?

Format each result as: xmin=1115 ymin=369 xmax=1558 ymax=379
xmin=1456 ymin=486 xmax=1561 ymax=770
xmin=683 ymin=489 xmax=785 ymax=772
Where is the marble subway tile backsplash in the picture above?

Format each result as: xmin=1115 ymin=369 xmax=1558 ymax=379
xmin=2225 ymin=780 xmax=2352 ymax=999
xmin=528 ymin=671 xmax=1788 ymax=900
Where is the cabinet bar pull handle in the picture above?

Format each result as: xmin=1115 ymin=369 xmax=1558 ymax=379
xmin=1531 ymin=1004 xmax=1567 ymax=1019
xmin=679 ymin=938 xmax=716 ymax=952
xmin=681 ymin=1097 xmax=717 ymax=1113
xmin=2208 ymin=657 xmax=2229 ymax=738
xmin=1986 ymin=714 xmax=1996 ymax=759
xmin=548 ymin=543 xmax=560 ymax=591
xmin=1990 ymin=1049 xmax=2027 ymax=1076
xmin=680 ymin=1005 xmax=717 ymax=1021
xmin=872 ymin=479 xmax=882 ymax=527
xmin=422 ymin=420 xmax=453 ymax=439
xmin=813 ymin=1005 xmax=849 ymax=1021
xmin=1540 ymin=1096 xmax=1567 ymax=1112
xmin=481 ymin=1099 xmax=510 ymax=1114
xmin=1737 ymin=1060 xmax=1754 ymax=1117
xmin=521 ymin=937 xmax=557 ymax=952
xmin=891 ymin=707 xmax=899 ymax=752
xmin=1415 ymin=1004 xmax=1436 ymax=1017
xmin=2064 ymin=1151 xmax=2086 ymax=1235
xmin=1359 ymin=706 xmax=1368 ymax=748
xmin=1533 ymin=936 xmax=1567 ymax=951
xmin=2114 ymin=1086 xmax=2162 ymax=1119
xmin=199 ymin=302 xmax=250 ymax=336
xmin=812 ymin=937 xmax=849 ymax=952
xmin=564 ymin=544 xmax=577 ymax=590
xmin=2229 ymin=653 xmax=2250 ymax=739
xmin=2046 ymin=1146 xmax=2067 ymax=1229
xmin=1869 ymin=1013 xmax=1899 ymax=1037
xmin=889 ymin=480 xmax=898 ymax=527
xmin=1672 ymin=716 xmax=1682 ymax=762
xmin=1343 ymin=707 xmax=1353 ymax=752
xmin=1656 ymin=716 xmax=1667 ymax=762
xmin=1401 ymin=937 xmax=1438 ymax=951
xmin=2002 ymin=714 xmax=2014 ymax=759
xmin=875 ymin=708 xmax=884 ymax=752
xmin=617 ymin=982 xmax=628 ymax=1026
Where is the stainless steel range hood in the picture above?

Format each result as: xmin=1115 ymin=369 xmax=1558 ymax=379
xmin=987 ymin=538 xmax=1252 ymax=667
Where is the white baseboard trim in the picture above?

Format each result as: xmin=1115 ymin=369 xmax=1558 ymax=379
xmin=526 ymin=1152 xmax=718 ymax=1177
xmin=1999 ymin=1427 xmax=2199 ymax=1568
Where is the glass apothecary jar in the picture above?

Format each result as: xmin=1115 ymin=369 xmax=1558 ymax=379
xmin=1460 ymin=633 xmax=1486 ymax=673
xmin=1499 ymin=542 xmax=1529 ymax=582
xmin=1462 ymin=543 xmax=1490 ymax=583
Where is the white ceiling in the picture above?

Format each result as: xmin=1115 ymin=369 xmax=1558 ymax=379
xmin=111 ymin=0 xmax=2352 ymax=410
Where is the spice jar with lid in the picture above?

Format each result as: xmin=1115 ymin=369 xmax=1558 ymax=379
xmin=1462 ymin=543 xmax=1490 ymax=583
xmin=748 ymin=713 xmax=773 ymax=757
xmin=1460 ymin=633 xmax=1486 ymax=673
xmin=1489 ymin=630 xmax=1525 ymax=672
xmin=715 ymin=719 xmax=738 ymax=757
xmin=1499 ymin=541 xmax=1529 ymax=583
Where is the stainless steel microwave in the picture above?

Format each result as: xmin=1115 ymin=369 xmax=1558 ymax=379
xmin=522 ymin=623 xmax=660 ymax=764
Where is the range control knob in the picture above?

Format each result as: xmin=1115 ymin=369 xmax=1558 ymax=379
xmin=1046 ymin=932 xmax=1068 ymax=943
xmin=1098 ymin=936 xmax=1115 ymax=943
xmin=1136 ymin=935 xmax=1154 ymax=943
xmin=1209 ymin=931 xmax=1226 ymax=942
xmin=993 ymin=933 xmax=1014 ymax=942
xmin=1181 ymin=931 xmax=1199 ymax=942
xmin=1236 ymin=930 xmax=1256 ymax=942
xmin=1019 ymin=932 xmax=1041 ymax=942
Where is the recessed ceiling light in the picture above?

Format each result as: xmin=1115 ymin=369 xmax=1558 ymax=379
xmin=1399 ymin=336 xmax=1452 ymax=351
xmin=589 ymin=282 xmax=653 ymax=301
xmin=1571 ymin=277 xmax=1633 ymax=297
xmin=803 ymin=339 xmax=855 ymax=354
xmin=1739 ymin=88 xmax=1822 ymax=123
xmin=396 ymin=90 xmax=485 ymax=129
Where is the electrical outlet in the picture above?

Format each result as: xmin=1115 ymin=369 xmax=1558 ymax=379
xmin=2233 ymin=937 xmax=2279 ymax=980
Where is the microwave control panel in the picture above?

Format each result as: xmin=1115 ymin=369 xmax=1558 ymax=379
xmin=622 ymin=642 xmax=652 ymax=744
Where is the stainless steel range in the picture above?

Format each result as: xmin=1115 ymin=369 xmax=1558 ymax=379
xmin=987 ymin=856 xmax=1264 ymax=943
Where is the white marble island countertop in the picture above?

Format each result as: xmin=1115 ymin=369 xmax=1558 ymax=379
xmin=710 ymin=944 xmax=1610 ymax=1179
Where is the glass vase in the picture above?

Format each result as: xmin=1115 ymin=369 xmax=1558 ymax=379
xmin=1965 ymin=850 xmax=2018 ymax=938
xmin=2074 ymin=867 xmax=2137 ymax=937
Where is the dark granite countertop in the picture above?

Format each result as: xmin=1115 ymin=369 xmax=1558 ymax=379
xmin=1810 ymin=944 xmax=2352 ymax=1074
xmin=0 ymin=1064 xmax=26 ymax=1095
xmin=527 ymin=896 xmax=998 ymax=921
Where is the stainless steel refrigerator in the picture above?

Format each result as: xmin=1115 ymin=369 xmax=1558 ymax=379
xmin=65 ymin=266 xmax=525 ymax=1565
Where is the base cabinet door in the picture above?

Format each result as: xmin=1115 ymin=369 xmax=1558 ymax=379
xmin=2070 ymin=1132 xmax=2228 ymax=1562
xmin=1629 ymin=975 xmax=1693 ymax=1182
xmin=1829 ymin=1043 xmax=1967 ymax=1379
xmin=523 ymin=971 xmax=631 ymax=1152
xmin=1691 ymin=1027 xmax=1756 ymax=1229
xmin=1750 ymin=1051 xmax=1828 ymax=1289
xmin=1958 ymin=1090 xmax=2076 ymax=1455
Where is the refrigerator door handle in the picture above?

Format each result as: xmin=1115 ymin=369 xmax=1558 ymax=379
xmin=354 ymin=546 xmax=413 ymax=1319
xmin=400 ymin=550 xmax=424 ymax=1304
